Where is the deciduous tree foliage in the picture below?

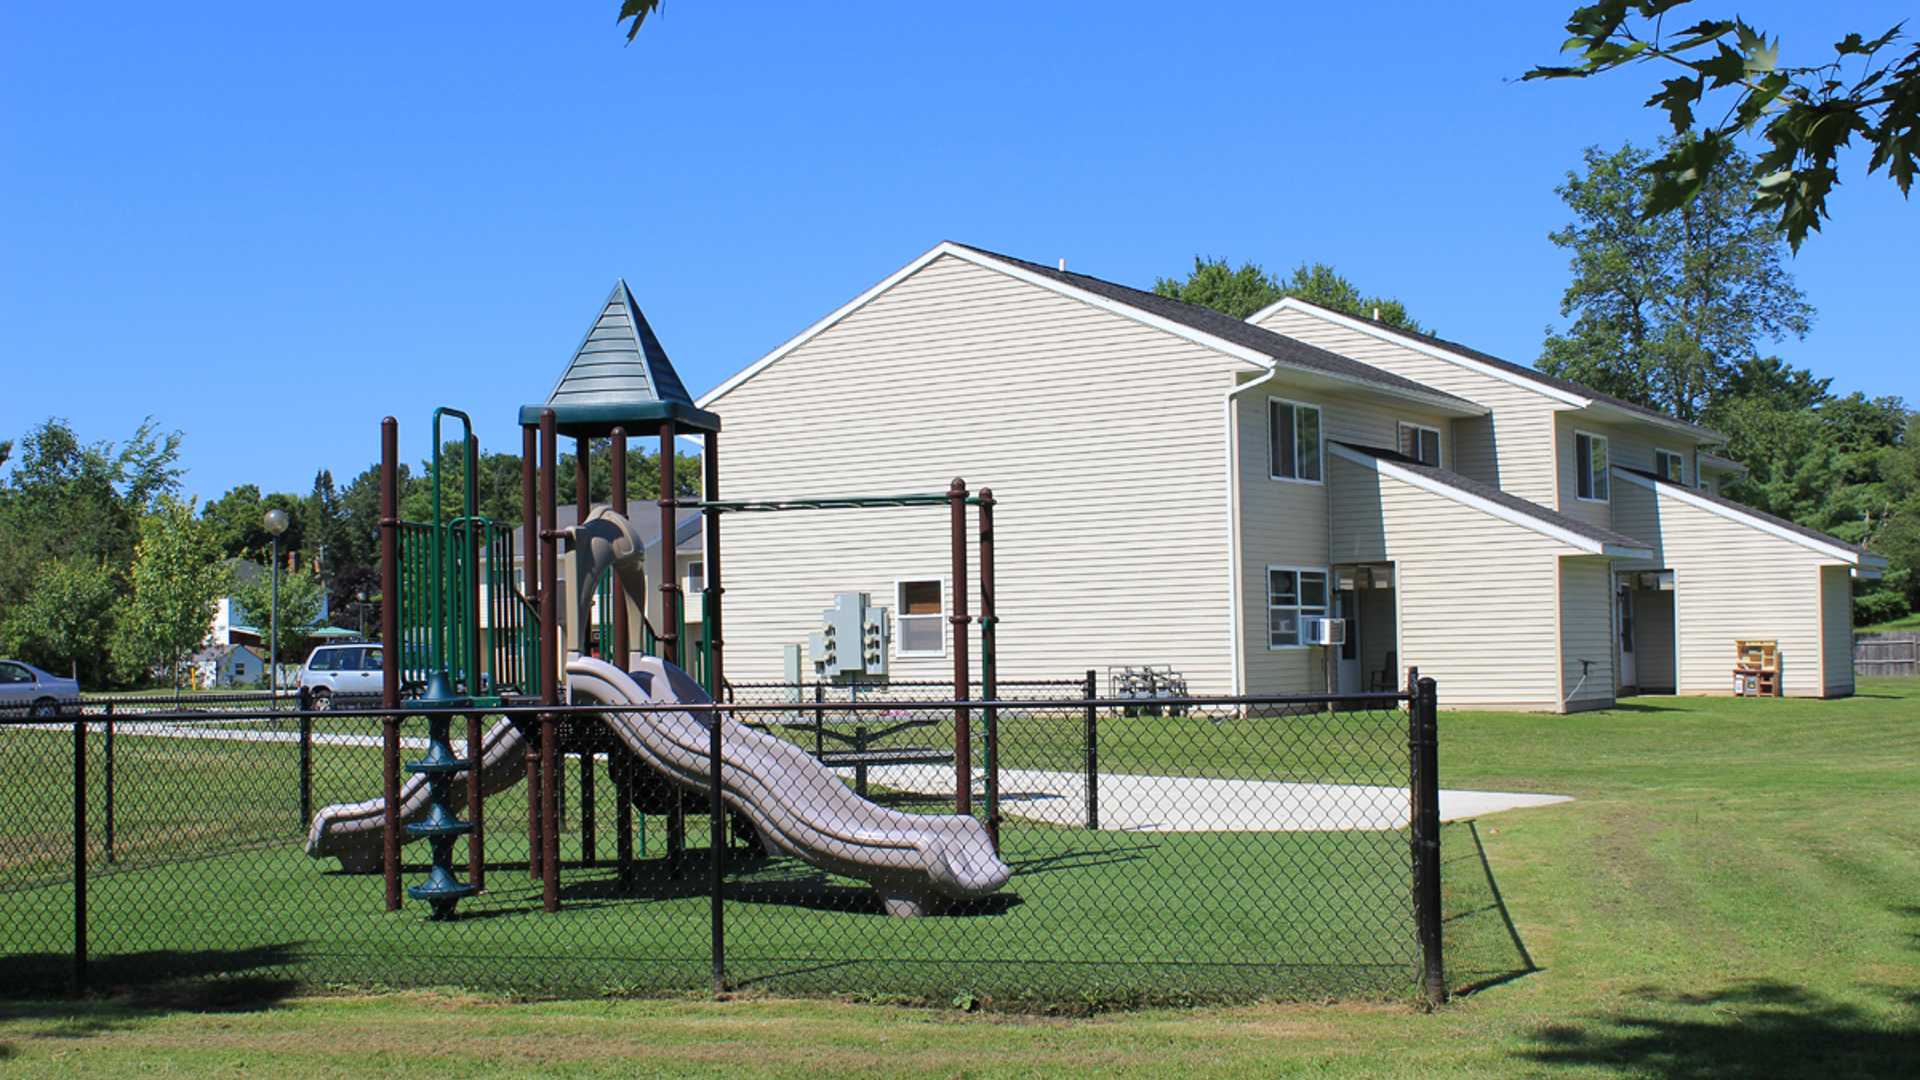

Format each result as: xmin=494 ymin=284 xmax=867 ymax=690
xmin=1152 ymin=257 xmax=1425 ymax=330
xmin=1541 ymin=140 xmax=1812 ymax=425
xmin=113 ymin=497 xmax=227 ymax=689
xmin=230 ymin=561 xmax=327 ymax=668
xmin=1527 ymin=2 xmax=1920 ymax=249
xmin=0 ymin=558 xmax=118 ymax=685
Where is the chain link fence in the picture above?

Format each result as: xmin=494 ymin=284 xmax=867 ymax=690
xmin=1 ymin=681 xmax=1443 ymax=1006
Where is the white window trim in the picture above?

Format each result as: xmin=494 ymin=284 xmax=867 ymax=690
xmin=1266 ymin=396 xmax=1325 ymax=486
xmin=892 ymin=576 xmax=947 ymax=659
xmin=1574 ymin=429 xmax=1611 ymax=503
xmin=1397 ymin=421 xmax=1443 ymax=467
xmin=1265 ymin=564 xmax=1331 ymax=651
xmin=1653 ymin=448 xmax=1685 ymax=485
xmin=683 ymin=558 xmax=705 ymax=594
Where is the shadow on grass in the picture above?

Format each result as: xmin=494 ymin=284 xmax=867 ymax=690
xmin=1524 ymin=981 xmax=1919 ymax=1077
xmin=0 ymin=943 xmax=302 ymax=1045
xmin=1443 ymin=821 xmax=1540 ymax=995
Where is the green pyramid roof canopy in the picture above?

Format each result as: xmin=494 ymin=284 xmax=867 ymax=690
xmin=519 ymin=280 xmax=720 ymax=436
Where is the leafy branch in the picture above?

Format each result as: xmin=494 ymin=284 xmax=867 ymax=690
xmin=1526 ymin=1 xmax=1920 ymax=249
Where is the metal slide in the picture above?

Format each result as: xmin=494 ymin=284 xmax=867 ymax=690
xmin=568 ymin=653 xmax=1011 ymax=915
xmin=305 ymin=716 xmax=529 ymax=873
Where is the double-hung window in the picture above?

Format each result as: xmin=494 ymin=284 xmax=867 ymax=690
xmin=1575 ymin=431 xmax=1610 ymax=501
xmin=1268 ymin=399 xmax=1323 ymax=483
xmin=1266 ymin=567 xmax=1329 ymax=649
xmin=895 ymin=579 xmax=945 ymax=658
xmin=1653 ymin=449 xmax=1684 ymax=484
xmin=1397 ymin=422 xmax=1441 ymax=467
xmin=684 ymin=559 xmax=706 ymax=595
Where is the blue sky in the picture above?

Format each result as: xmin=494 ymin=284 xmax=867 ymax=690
xmin=3 ymin=2 xmax=1915 ymax=501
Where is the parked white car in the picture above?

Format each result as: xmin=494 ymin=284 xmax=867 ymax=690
xmin=295 ymin=643 xmax=384 ymax=709
xmin=0 ymin=660 xmax=81 ymax=716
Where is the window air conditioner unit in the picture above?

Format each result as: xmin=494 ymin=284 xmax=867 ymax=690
xmin=1303 ymin=616 xmax=1347 ymax=647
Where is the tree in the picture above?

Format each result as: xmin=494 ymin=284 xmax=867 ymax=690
xmin=1526 ymin=3 xmax=1920 ymax=248
xmin=618 ymin=0 xmax=665 ymax=41
xmin=0 ymin=417 xmax=182 ymax=625
xmin=0 ymin=558 xmax=118 ymax=686
xmin=1540 ymin=140 xmax=1813 ymax=424
xmin=1152 ymin=257 xmax=1425 ymax=330
xmin=114 ymin=497 xmax=227 ymax=689
xmin=230 ymin=561 xmax=327 ymax=672
xmin=202 ymin=484 xmax=307 ymax=561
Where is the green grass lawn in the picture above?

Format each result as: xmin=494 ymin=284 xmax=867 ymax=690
xmin=3 ymin=683 xmax=1917 ymax=1076
xmin=1857 ymin=611 xmax=1920 ymax=634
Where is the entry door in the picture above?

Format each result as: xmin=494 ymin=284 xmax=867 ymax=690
xmin=1615 ymin=583 xmax=1637 ymax=689
xmin=1335 ymin=590 xmax=1362 ymax=694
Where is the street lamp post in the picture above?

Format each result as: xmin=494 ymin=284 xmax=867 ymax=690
xmin=356 ymin=589 xmax=368 ymax=638
xmin=263 ymin=508 xmax=290 ymax=710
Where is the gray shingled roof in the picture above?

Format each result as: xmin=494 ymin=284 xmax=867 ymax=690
xmin=1619 ymin=467 xmax=1877 ymax=559
xmin=1280 ymin=296 xmax=1715 ymax=435
xmin=954 ymin=244 xmax=1481 ymax=411
xmin=519 ymin=280 xmax=720 ymax=435
xmin=1335 ymin=442 xmax=1652 ymax=551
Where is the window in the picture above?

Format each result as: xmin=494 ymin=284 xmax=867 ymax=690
xmin=308 ymin=650 xmax=338 ymax=672
xmin=0 ymin=663 xmax=31 ymax=684
xmin=1654 ymin=449 xmax=1685 ymax=484
xmin=684 ymin=560 xmax=705 ymax=595
xmin=1397 ymin=422 xmax=1442 ymax=467
xmin=1266 ymin=567 xmax=1329 ymax=649
xmin=1575 ymin=431 xmax=1610 ymax=501
xmin=1268 ymin=399 xmax=1323 ymax=483
xmin=361 ymin=648 xmax=383 ymax=671
xmin=895 ymin=580 xmax=944 ymax=657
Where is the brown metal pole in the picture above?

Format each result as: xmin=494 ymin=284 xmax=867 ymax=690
xmin=703 ymin=430 xmax=724 ymax=700
xmin=657 ymin=422 xmax=680 ymax=666
xmin=978 ymin=486 xmax=998 ymax=852
xmin=379 ymin=416 xmax=402 ymax=911
xmin=467 ymin=435 xmax=485 ymax=890
xmin=539 ymin=408 xmax=562 ymax=912
xmin=576 ymin=435 xmax=593 ymax=655
xmin=610 ymin=428 xmax=634 ymax=876
xmin=949 ymin=478 xmax=971 ymax=817
xmin=521 ymin=424 xmax=542 ymax=879
xmin=659 ymin=421 xmax=684 ymax=873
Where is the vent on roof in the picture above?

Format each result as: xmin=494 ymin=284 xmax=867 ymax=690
xmin=1058 ymin=258 xmax=1066 ymax=271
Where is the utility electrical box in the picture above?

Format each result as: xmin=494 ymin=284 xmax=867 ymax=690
xmin=808 ymin=591 xmax=891 ymax=681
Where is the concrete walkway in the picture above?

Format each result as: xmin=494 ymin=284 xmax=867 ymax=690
xmin=861 ymin=763 xmax=1571 ymax=832
xmin=13 ymin=721 xmax=1572 ymax=833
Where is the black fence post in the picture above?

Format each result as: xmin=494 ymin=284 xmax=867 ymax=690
xmin=1410 ymin=674 xmax=1446 ymax=1006
xmin=72 ymin=713 xmax=87 ymax=994
xmin=709 ymin=706 xmax=727 ymax=994
xmin=103 ymin=701 xmax=116 ymax=865
xmin=1083 ymin=669 xmax=1099 ymax=831
xmin=298 ymin=710 xmax=313 ymax=830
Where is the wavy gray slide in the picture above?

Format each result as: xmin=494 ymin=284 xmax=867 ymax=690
xmin=305 ymin=716 xmax=529 ymax=873
xmin=569 ymin=654 xmax=1012 ymax=916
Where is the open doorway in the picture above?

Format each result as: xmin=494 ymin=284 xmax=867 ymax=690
xmin=1615 ymin=569 xmax=1676 ymax=694
xmin=1333 ymin=563 xmax=1398 ymax=695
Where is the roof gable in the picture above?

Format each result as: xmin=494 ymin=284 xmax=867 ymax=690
xmin=1615 ymin=467 xmax=1885 ymax=569
xmin=1331 ymin=442 xmax=1653 ymax=557
xmin=700 ymin=243 xmax=1485 ymax=416
xmin=1257 ymin=297 xmax=1719 ymax=441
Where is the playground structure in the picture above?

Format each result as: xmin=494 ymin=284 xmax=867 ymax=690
xmin=306 ymin=282 xmax=1014 ymax=918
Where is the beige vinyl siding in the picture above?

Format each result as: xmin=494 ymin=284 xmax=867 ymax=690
xmin=1251 ymin=307 xmax=1563 ymax=502
xmin=1559 ymin=556 xmax=1617 ymax=710
xmin=1555 ymin=414 xmax=1694 ymax=534
xmin=1235 ymin=387 xmax=1452 ymax=692
xmin=1821 ymin=565 xmax=1855 ymax=696
xmin=706 ymin=252 xmax=1251 ymax=689
xmin=1608 ymin=470 xmax=1665 ymax=571
xmin=1327 ymin=454 xmax=1591 ymax=711
xmin=1625 ymin=481 xmax=1841 ymax=697
xmin=1634 ymin=587 xmax=1677 ymax=691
